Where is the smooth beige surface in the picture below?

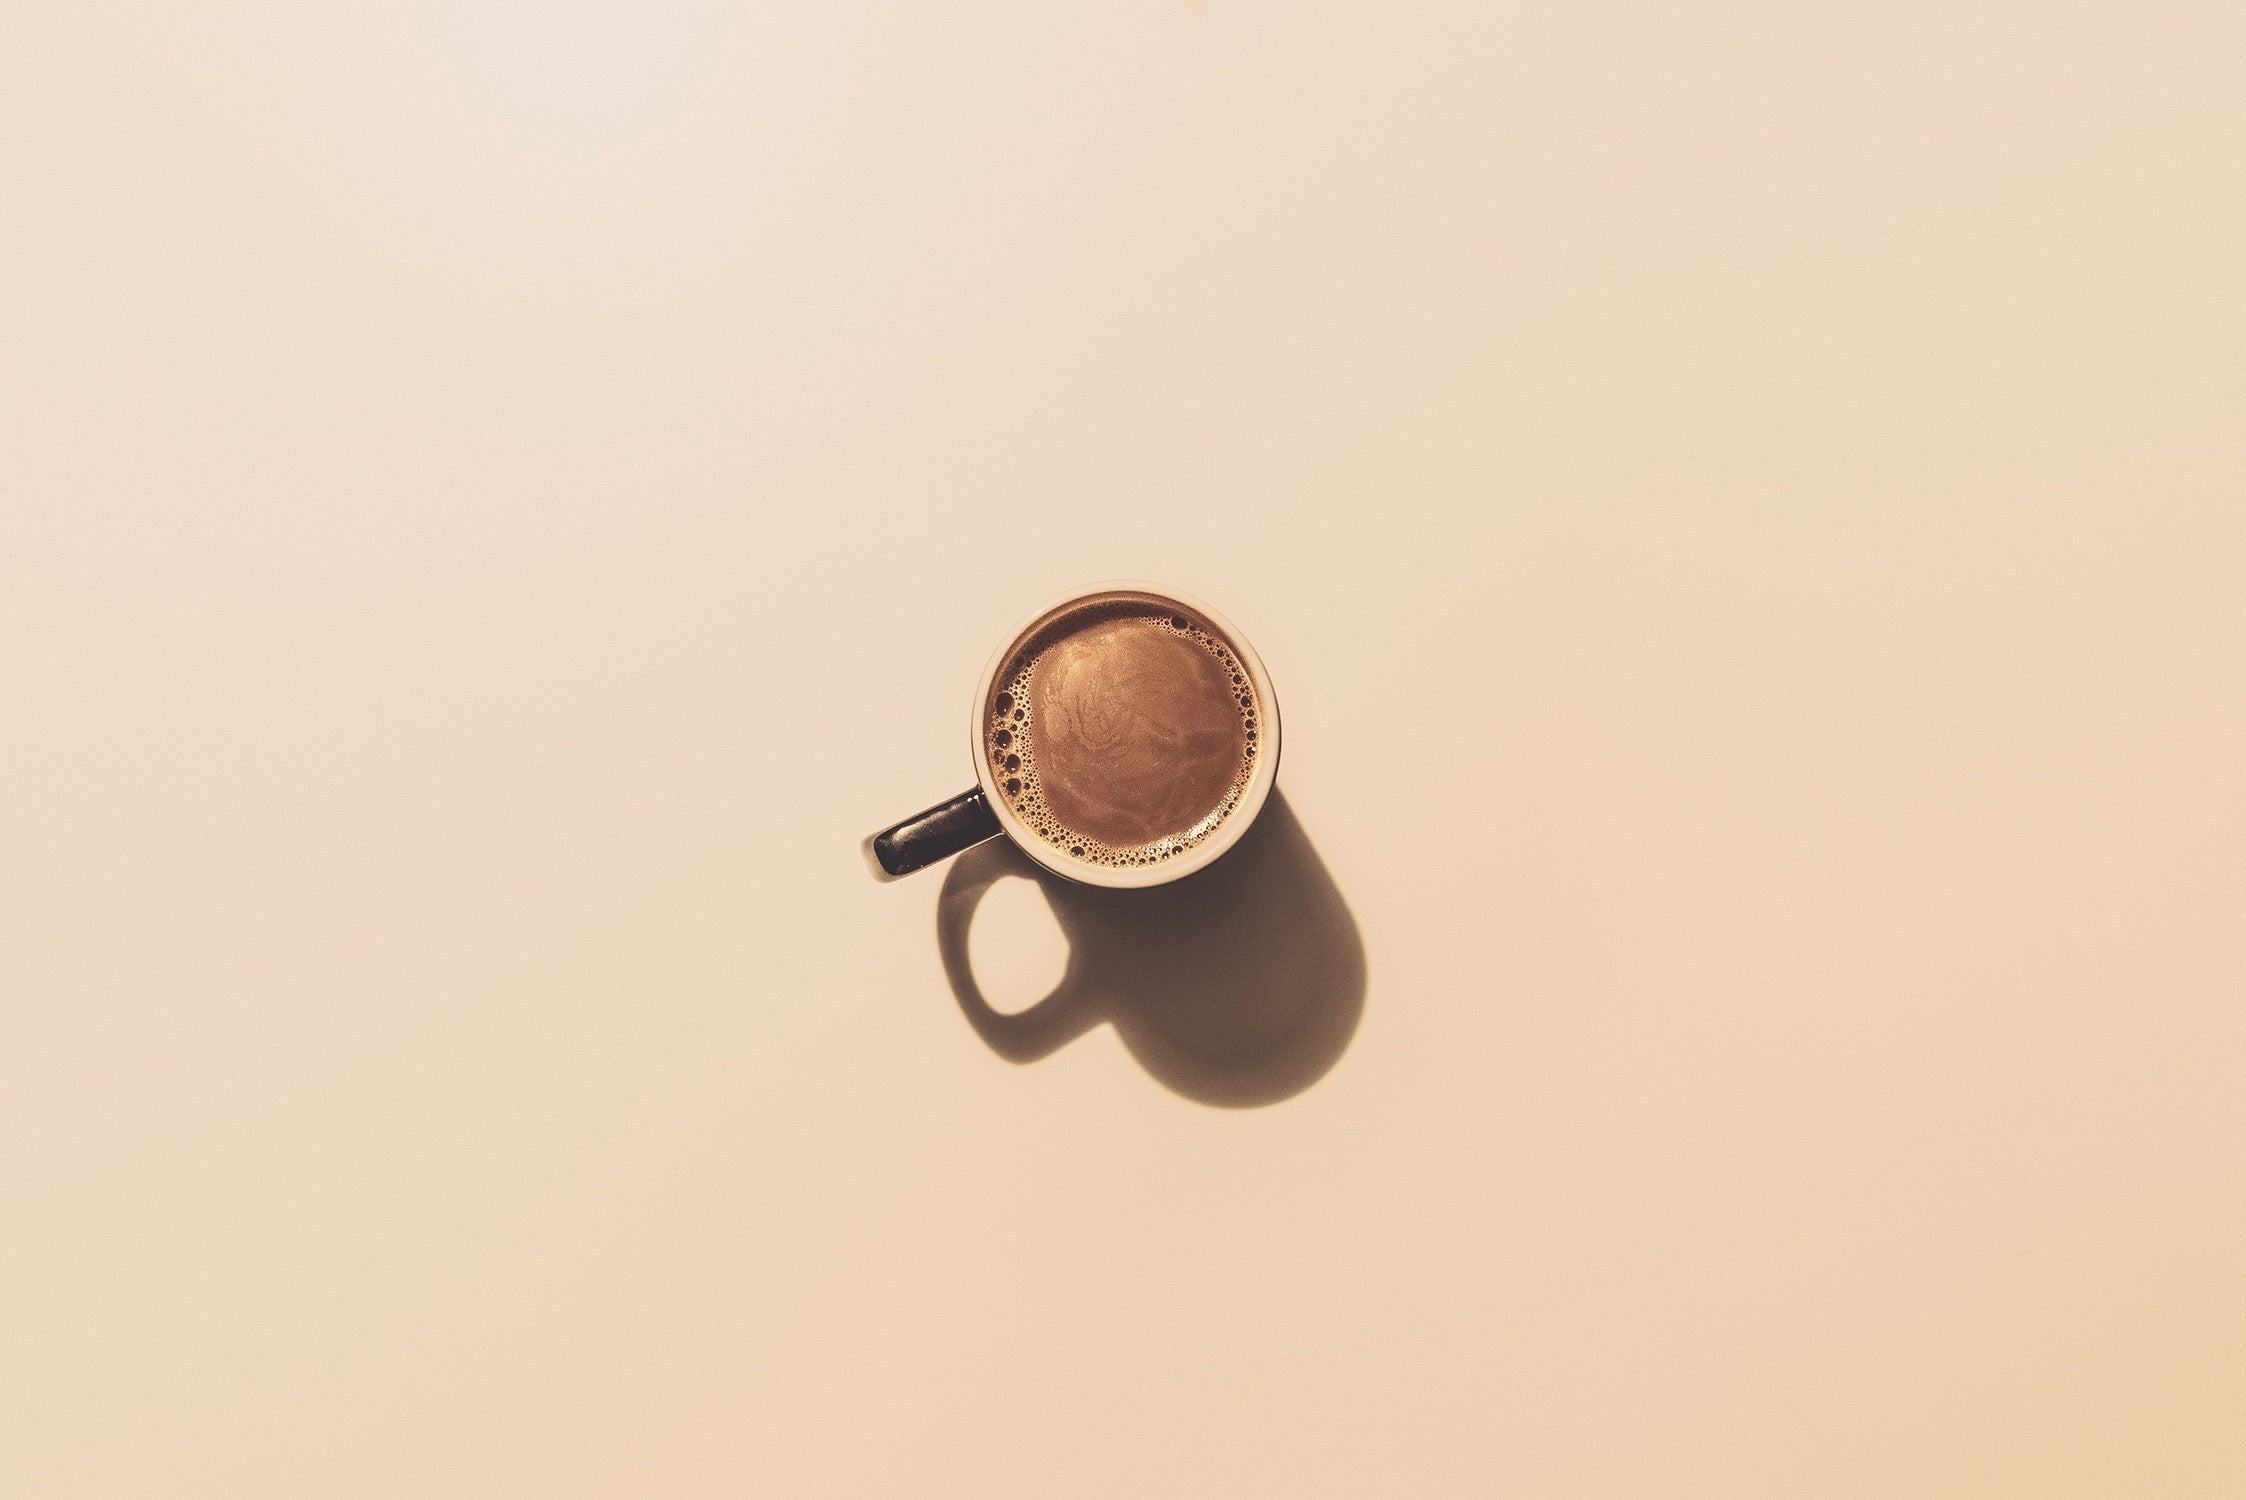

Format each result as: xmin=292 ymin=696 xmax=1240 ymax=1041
xmin=4 ymin=2 xmax=2242 ymax=1495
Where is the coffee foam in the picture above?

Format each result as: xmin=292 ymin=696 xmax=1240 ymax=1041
xmin=986 ymin=596 xmax=1262 ymax=870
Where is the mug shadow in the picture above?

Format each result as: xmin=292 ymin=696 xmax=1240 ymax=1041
xmin=936 ymin=789 xmax=1366 ymax=1108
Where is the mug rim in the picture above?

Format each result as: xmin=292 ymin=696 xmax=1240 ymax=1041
xmin=968 ymin=580 xmax=1282 ymax=889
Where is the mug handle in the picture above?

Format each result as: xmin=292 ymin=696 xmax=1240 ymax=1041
xmin=863 ymin=788 xmax=1004 ymax=880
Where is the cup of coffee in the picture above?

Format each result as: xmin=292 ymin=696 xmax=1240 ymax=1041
xmin=865 ymin=581 xmax=1282 ymax=887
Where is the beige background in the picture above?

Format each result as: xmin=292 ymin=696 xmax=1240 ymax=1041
xmin=4 ymin=1 xmax=2242 ymax=1494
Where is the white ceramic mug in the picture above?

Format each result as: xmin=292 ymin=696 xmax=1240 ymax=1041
xmin=865 ymin=581 xmax=1282 ymax=888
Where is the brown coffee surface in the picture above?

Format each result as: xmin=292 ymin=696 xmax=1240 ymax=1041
xmin=987 ymin=597 xmax=1260 ymax=868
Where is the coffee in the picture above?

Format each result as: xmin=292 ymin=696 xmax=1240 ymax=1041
xmin=985 ymin=592 xmax=1263 ymax=869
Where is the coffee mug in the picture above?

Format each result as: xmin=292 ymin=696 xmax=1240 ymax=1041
xmin=864 ymin=581 xmax=1282 ymax=887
